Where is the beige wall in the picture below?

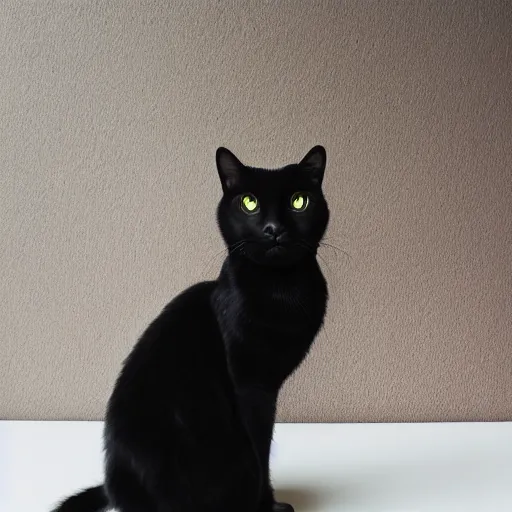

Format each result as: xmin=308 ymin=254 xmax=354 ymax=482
xmin=1 ymin=0 xmax=511 ymax=422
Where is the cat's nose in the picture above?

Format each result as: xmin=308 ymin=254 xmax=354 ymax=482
xmin=263 ymin=222 xmax=284 ymax=240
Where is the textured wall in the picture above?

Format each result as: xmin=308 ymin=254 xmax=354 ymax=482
xmin=1 ymin=0 xmax=511 ymax=422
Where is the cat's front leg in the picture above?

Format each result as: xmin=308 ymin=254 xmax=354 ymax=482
xmin=234 ymin=387 xmax=294 ymax=512
xmin=237 ymin=387 xmax=276 ymax=492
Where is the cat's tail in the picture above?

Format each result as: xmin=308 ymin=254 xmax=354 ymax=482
xmin=51 ymin=485 xmax=109 ymax=512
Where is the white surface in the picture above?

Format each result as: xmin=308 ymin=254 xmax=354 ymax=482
xmin=1 ymin=421 xmax=512 ymax=512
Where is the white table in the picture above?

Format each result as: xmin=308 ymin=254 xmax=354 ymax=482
xmin=1 ymin=421 xmax=511 ymax=512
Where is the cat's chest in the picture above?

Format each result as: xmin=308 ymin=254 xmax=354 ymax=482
xmin=234 ymin=279 xmax=324 ymax=334
xmin=214 ymin=260 xmax=327 ymax=337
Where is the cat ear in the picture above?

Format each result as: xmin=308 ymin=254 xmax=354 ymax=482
xmin=216 ymin=147 xmax=244 ymax=192
xmin=299 ymin=145 xmax=326 ymax=186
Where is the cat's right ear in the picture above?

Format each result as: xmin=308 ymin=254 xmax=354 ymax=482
xmin=216 ymin=147 xmax=244 ymax=192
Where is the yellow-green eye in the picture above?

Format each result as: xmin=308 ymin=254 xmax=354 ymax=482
xmin=291 ymin=192 xmax=308 ymax=211
xmin=241 ymin=194 xmax=259 ymax=213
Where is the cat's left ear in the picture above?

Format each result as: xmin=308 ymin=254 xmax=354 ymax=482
xmin=216 ymin=147 xmax=244 ymax=192
xmin=299 ymin=145 xmax=326 ymax=186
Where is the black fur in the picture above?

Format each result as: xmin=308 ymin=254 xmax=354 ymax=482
xmin=52 ymin=146 xmax=329 ymax=512
xmin=51 ymin=486 xmax=107 ymax=511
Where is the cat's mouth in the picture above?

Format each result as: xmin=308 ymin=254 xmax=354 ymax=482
xmin=241 ymin=239 xmax=307 ymax=267
xmin=266 ymin=244 xmax=286 ymax=257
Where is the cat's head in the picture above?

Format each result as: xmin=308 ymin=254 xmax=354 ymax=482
xmin=216 ymin=146 xmax=329 ymax=267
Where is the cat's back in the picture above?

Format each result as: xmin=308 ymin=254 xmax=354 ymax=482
xmin=129 ymin=279 xmax=219 ymax=361
xmin=107 ymin=280 xmax=227 ymax=417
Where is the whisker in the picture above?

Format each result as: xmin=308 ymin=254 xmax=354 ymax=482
xmin=295 ymin=240 xmax=334 ymax=278
xmin=295 ymin=241 xmax=315 ymax=254
xmin=228 ymin=240 xmax=247 ymax=254
xmin=316 ymin=252 xmax=334 ymax=277
xmin=199 ymin=246 xmax=228 ymax=279
xmin=319 ymin=241 xmax=352 ymax=262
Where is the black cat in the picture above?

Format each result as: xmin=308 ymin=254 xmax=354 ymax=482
xmin=52 ymin=146 xmax=329 ymax=512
